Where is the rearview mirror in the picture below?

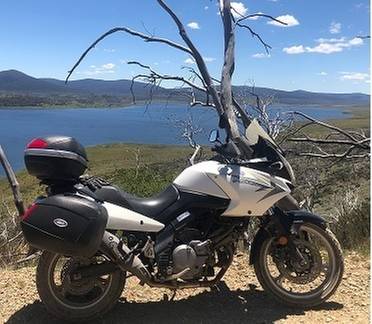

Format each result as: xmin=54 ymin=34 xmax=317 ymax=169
xmin=209 ymin=129 xmax=219 ymax=143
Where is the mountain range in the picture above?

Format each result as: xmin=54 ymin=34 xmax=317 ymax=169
xmin=0 ymin=69 xmax=369 ymax=107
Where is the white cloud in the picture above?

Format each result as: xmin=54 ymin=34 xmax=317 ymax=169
xmin=339 ymin=72 xmax=369 ymax=81
xmin=283 ymin=45 xmax=305 ymax=54
xmin=252 ymin=53 xmax=271 ymax=58
xmin=316 ymin=37 xmax=346 ymax=43
xmin=78 ymin=63 xmax=116 ymax=76
xmin=306 ymin=43 xmax=344 ymax=54
xmin=349 ymin=37 xmax=364 ymax=46
xmin=231 ymin=2 xmax=248 ymax=18
xmin=204 ymin=6 xmax=209 ymax=10
xmin=184 ymin=58 xmax=195 ymax=64
xmin=283 ymin=37 xmax=364 ymax=55
xmin=187 ymin=22 xmax=200 ymax=29
xmin=184 ymin=57 xmax=215 ymax=64
xmin=329 ymin=22 xmax=341 ymax=34
xmin=268 ymin=14 xmax=299 ymax=27
xmin=318 ymin=72 xmax=328 ymax=76
xmin=103 ymin=48 xmax=116 ymax=53
xmin=307 ymin=37 xmax=363 ymax=54
xmin=102 ymin=63 xmax=115 ymax=70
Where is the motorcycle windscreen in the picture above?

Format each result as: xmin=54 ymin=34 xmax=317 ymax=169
xmin=245 ymin=119 xmax=277 ymax=147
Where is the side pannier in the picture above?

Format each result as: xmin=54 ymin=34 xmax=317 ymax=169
xmin=21 ymin=194 xmax=107 ymax=257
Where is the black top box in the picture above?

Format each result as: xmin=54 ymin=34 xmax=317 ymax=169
xmin=24 ymin=136 xmax=88 ymax=184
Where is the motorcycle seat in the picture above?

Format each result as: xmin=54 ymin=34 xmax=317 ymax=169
xmin=90 ymin=184 xmax=180 ymax=220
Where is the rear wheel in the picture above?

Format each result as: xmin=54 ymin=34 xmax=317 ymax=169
xmin=254 ymin=223 xmax=344 ymax=307
xmin=36 ymin=251 xmax=126 ymax=321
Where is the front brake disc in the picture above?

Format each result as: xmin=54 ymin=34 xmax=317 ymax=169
xmin=273 ymin=240 xmax=322 ymax=284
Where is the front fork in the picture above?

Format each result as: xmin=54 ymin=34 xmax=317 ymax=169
xmin=249 ymin=196 xmax=327 ymax=265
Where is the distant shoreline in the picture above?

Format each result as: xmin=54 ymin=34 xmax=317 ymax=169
xmin=0 ymin=99 xmax=186 ymax=110
xmin=0 ymin=101 xmax=368 ymax=110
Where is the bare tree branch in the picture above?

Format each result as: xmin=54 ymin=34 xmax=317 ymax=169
xmin=236 ymin=13 xmax=287 ymax=25
xmin=219 ymin=0 xmax=241 ymax=140
xmin=190 ymin=90 xmax=215 ymax=108
xmin=181 ymin=66 xmax=208 ymax=89
xmin=0 ymin=146 xmax=24 ymax=216
xmin=288 ymin=137 xmax=370 ymax=148
xmin=128 ymin=61 xmax=207 ymax=93
xmin=235 ymin=22 xmax=272 ymax=54
xmin=156 ymin=0 xmax=225 ymax=119
xmin=65 ymin=26 xmax=193 ymax=82
xmin=234 ymin=13 xmax=286 ymax=54
xmin=232 ymin=96 xmax=250 ymax=128
xmin=297 ymin=152 xmax=370 ymax=159
xmin=287 ymin=111 xmax=368 ymax=145
xmin=283 ymin=111 xmax=370 ymax=160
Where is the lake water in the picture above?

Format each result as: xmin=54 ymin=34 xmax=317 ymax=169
xmin=0 ymin=103 xmax=348 ymax=172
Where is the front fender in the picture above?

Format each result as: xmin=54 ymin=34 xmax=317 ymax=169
xmin=249 ymin=209 xmax=327 ymax=265
xmin=280 ymin=209 xmax=327 ymax=232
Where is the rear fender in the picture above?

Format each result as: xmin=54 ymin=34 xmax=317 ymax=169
xmin=249 ymin=209 xmax=327 ymax=265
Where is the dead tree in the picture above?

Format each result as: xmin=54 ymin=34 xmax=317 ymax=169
xmin=66 ymin=0 xmax=285 ymax=155
xmin=233 ymin=84 xmax=293 ymax=139
xmin=282 ymin=111 xmax=370 ymax=160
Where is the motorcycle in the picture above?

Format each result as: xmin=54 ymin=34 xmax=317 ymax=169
xmin=0 ymin=119 xmax=343 ymax=321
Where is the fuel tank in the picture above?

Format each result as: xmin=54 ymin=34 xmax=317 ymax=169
xmin=173 ymin=161 xmax=291 ymax=217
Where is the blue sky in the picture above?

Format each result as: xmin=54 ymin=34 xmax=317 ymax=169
xmin=0 ymin=0 xmax=370 ymax=93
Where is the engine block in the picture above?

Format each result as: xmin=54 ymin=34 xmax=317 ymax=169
xmin=172 ymin=240 xmax=211 ymax=280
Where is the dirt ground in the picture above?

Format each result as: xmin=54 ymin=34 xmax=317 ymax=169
xmin=0 ymin=251 xmax=369 ymax=324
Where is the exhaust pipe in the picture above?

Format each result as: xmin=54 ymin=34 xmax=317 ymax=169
xmin=100 ymin=231 xmax=151 ymax=283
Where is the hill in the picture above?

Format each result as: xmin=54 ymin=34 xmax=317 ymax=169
xmin=0 ymin=69 xmax=369 ymax=107
xmin=232 ymin=86 xmax=370 ymax=106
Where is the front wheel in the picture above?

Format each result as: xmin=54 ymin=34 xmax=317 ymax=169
xmin=36 ymin=251 xmax=126 ymax=321
xmin=254 ymin=223 xmax=344 ymax=307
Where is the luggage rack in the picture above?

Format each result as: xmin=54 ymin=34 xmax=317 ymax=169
xmin=0 ymin=145 xmax=25 ymax=216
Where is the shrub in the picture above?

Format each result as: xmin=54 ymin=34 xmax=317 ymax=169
xmin=326 ymin=190 xmax=370 ymax=250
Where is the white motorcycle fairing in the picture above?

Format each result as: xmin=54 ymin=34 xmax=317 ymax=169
xmin=103 ymin=202 xmax=165 ymax=232
xmin=174 ymin=161 xmax=291 ymax=217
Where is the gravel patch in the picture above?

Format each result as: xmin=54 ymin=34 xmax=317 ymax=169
xmin=0 ymin=252 xmax=369 ymax=323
